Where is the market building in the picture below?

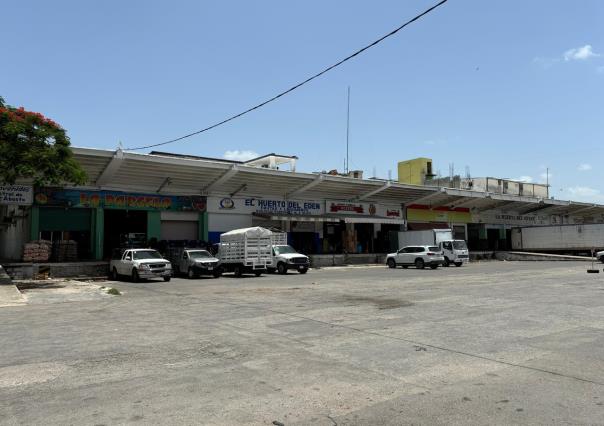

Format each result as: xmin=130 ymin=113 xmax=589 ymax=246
xmin=2 ymin=148 xmax=604 ymax=263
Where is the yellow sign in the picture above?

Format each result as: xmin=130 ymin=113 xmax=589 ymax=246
xmin=407 ymin=208 xmax=471 ymax=223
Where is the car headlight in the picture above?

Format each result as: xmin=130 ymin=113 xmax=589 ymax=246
xmin=165 ymin=263 xmax=172 ymax=269
xmin=139 ymin=264 xmax=150 ymax=270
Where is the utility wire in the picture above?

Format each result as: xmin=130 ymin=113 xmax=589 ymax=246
xmin=127 ymin=0 xmax=448 ymax=151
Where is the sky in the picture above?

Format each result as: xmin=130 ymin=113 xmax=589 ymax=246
xmin=1 ymin=1 xmax=603 ymax=202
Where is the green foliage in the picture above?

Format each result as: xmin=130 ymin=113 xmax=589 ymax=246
xmin=0 ymin=97 xmax=86 ymax=186
xmin=106 ymin=287 xmax=121 ymax=295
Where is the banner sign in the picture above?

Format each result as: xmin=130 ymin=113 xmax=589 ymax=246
xmin=208 ymin=197 xmax=324 ymax=216
xmin=0 ymin=185 xmax=33 ymax=205
xmin=474 ymin=212 xmax=559 ymax=226
xmin=326 ymin=201 xmax=402 ymax=218
xmin=34 ymin=188 xmax=206 ymax=212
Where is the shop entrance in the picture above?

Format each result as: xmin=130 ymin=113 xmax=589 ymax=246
xmin=323 ymin=221 xmax=345 ymax=254
xmin=354 ymin=223 xmax=374 ymax=253
xmin=103 ymin=210 xmax=147 ymax=257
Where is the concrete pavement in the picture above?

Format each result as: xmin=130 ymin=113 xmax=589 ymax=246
xmin=1 ymin=262 xmax=603 ymax=425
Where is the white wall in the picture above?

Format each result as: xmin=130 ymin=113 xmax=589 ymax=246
xmin=208 ymin=213 xmax=252 ymax=233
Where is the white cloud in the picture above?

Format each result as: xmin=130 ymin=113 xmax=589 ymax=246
xmin=563 ymin=45 xmax=600 ymax=61
xmin=578 ymin=163 xmax=592 ymax=171
xmin=566 ymin=186 xmax=604 ymax=203
xmin=513 ymin=176 xmax=533 ymax=183
xmin=539 ymin=171 xmax=552 ymax=182
xmin=223 ymin=150 xmax=259 ymax=161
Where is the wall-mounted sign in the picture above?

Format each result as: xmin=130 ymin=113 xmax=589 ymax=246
xmin=34 ymin=188 xmax=206 ymax=212
xmin=208 ymin=197 xmax=324 ymax=216
xmin=0 ymin=185 xmax=33 ymax=205
xmin=326 ymin=201 xmax=402 ymax=218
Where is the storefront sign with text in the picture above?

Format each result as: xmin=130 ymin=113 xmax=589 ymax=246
xmin=34 ymin=188 xmax=206 ymax=212
xmin=0 ymin=185 xmax=33 ymax=205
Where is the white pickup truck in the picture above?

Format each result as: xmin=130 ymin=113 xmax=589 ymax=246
xmin=268 ymin=232 xmax=310 ymax=274
xmin=109 ymin=248 xmax=172 ymax=282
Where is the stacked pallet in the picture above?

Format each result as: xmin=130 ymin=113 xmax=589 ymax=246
xmin=52 ymin=240 xmax=78 ymax=262
xmin=22 ymin=240 xmax=52 ymax=262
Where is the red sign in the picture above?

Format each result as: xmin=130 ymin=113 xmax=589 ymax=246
xmin=330 ymin=203 xmax=364 ymax=214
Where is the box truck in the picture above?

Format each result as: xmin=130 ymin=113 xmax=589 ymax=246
xmin=397 ymin=229 xmax=469 ymax=267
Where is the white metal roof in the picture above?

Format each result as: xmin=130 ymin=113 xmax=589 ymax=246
xmin=69 ymin=147 xmax=604 ymax=220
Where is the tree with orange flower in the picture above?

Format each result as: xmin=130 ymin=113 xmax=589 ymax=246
xmin=0 ymin=96 xmax=86 ymax=186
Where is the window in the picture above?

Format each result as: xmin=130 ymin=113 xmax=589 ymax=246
xmin=124 ymin=252 xmax=132 ymax=260
xmin=428 ymin=246 xmax=440 ymax=252
xmin=133 ymin=250 xmax=163 ymax=260
xmin=443 ymin=242 xmax=452 ymax=250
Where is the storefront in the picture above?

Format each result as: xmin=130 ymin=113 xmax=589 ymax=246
xmin=324 ymin=201 xmax=405 ymax=254
xmin=208 ymin=197 xmax=404 ymax=254
xmin=32 ymin=188 xmax=207 ymax=260
xmin=207 ymin=196 xmax=325 ymax=252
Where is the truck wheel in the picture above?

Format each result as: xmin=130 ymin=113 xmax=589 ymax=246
xmin=187 ymin=267 xmax=197 ymax=279
xmin=234 ymin=265 xmax=243 ymax=278
xmin=254 ymin=271 xmax=262 ymax=277
xmin=454 ymin=262 xmax=463 ymax=267
xmin=443 ymin=257 xmax=450 ymax=267
xmin=110 ymin=267 xmax=119 ymax=281
xmin=387 ymin=258 xmax=396 ymax=269
xmin=277 ymin=262 xmax=287 ymax=275
xmin=600 ymin=257 xmax=604 ymax=264
xmin=163 ymin=276 xmax=171 ymax=282
xmin=415 ymin=258 xmax=425 ymax=269
xmin=131 ymin=269 xmax=140 ymax=283
xmin=298 ymin=267 xmax=308 ymax=274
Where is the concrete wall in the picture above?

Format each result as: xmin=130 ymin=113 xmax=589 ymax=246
xmin=0 ymin=205 xmax=30 ymax=261
xmin=3 ymin=262 xmax=109 ymax=280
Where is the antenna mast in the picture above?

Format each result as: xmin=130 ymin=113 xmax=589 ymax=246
xmin=346 ymin=86 xmax=351 ymax=174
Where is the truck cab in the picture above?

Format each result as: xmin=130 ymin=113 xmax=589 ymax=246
xmin=439 ymin=240 xmax=469 ymax=267
xmin=269 ymin=245 xmax=310 ymax=274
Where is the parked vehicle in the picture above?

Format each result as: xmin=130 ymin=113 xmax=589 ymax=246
xmin=398 ymin=229 xmax=469 ymax=267
xmin=165 ymin=247 xmax=221 ymax=279
xmin=386 ymin=245 xmax=445 ymax=269
xmin=267 ymin=232 xmax=310 ymax=274
xmin=109 ymin=248 xmax=172 ymax=282
xmin=597 ymin=250 xmax=604 ymax=263
xmin=217 ymin=227 xmax=273 ymax=277
xmin=511 ymin=224 xmax=604 ymax=255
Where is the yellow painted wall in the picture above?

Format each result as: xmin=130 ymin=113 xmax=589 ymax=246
xmin=398 ymin=158 xmax=432 ymax=185
xmin=407 ymin=208 xmax=472 ymax=224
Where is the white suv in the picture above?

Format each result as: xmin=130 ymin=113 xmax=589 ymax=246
xmin=109 ymin=248 xmax=172 ymax=282
xmin=386 ymin=245 xmax=445 ymax=270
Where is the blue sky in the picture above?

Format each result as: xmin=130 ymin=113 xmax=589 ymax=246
xmin=2 ymin=1 xmax=603 ymax=202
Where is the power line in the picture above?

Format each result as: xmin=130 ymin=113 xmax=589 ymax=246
xmin=127 ymin=0 xmax=449 ymax=151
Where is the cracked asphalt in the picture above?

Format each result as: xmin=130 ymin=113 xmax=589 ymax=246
xmin=1 ymin=261 xmax=604 ymax=425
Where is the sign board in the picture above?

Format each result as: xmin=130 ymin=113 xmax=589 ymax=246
xmin=473 ymin=212 xmax=560 ymax=226
xmin=0 ymin=185 xmax=33 ymax=205
xmin=208 ymin=197 xmax=324 ymax=216
xmin=34 ymin=188 xmax=206 ymax=212
xmin=326 ymin=200 xmax=402 ymax=218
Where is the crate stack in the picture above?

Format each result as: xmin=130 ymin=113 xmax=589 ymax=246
xmin=22 ymin=240 xmax=52 ymax=262
xmin=52 ymin=240 xmax=78 ymax=262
